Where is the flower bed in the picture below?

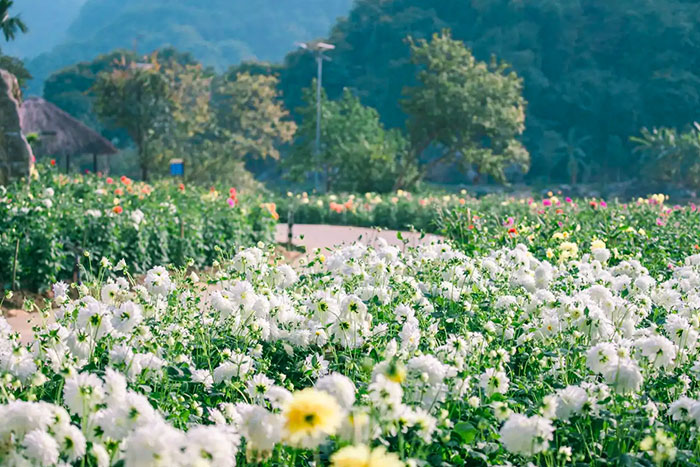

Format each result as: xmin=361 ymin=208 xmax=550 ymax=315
xmin=276 ymin=190 xmax=466 ymax=233
xmin=0 ymin=165 xmax=278 ymax=291
xmin=2 ymin=236 xmax=700 ymax=465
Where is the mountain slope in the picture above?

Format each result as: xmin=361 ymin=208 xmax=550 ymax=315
xmin=25 ymin=0 xmax=353 ymax=94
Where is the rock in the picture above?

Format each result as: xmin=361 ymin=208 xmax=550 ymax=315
xmin=0 ymin=69 xmax=34 ymax=185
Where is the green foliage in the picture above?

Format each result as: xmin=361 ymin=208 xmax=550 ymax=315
xmin=0 ymin=164 xmax=277 ymax=291
xmin=92 ymin=55 xmax=175 ymax=181
xmin=0 ymin=0 xmax=27 ymax=42
xmin=0 ymin=47 xmax=31 ymax=88
xmin=402 ymin=31 xmax=528 ymax=184
xmin=280 ymin=0 xmax=700 ymax=183
xmin=632 ymin=124 xmax=700 ymax=188
xmin=213 ymin=72 xmax=296 ymax=161
xmin=287 ymin=85 xmax=413 ymax=193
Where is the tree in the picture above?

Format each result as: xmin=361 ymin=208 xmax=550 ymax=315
xmin=401 ymin=31 xmax=528 ymax=184
xmin=0 ymin=0 xmax=27 ymax=42
xmin=287 ymin=85 xmax=413 ymax=193
xmin=632 ymin=124 xmax=700 ymax=188
xmin=279 ymin=0 xmax=700 ymax=184
xmin=92 ymin=54 xmax=174 ymax=180
xmin=213 ymin=72 xmax=296 ymax=161
xmin=0 ymin=48 xmax=31 ymax=88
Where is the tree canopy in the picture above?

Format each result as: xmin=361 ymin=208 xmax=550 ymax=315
xmin=280 ymin=0 xmax=700 ymax=183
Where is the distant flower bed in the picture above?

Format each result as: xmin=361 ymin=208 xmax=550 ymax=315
xmin=278 ymin=191 xmax=700 ymax=275
xmin=276 ymin=190 xmax=469 ymax=233
xmin=0 ymin=165 xmax=277 ymax=291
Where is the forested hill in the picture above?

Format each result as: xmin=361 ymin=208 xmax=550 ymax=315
xmin=24 ymin=0 xmax=353 ymax=94
xmin=279 ymin=0 xmax=700 ymax=182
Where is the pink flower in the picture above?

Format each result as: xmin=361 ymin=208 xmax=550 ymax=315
xmin=600 ymin=200 xmax=607 ymax=208
xmin=565 ymin=197 xmax=572 ymax=203
xmin=227 ymin=197 xmax=236 ymax=207
xmin=656 ymin=218 xmax=665 ymax=226
xmin=543 ymin=199 xmax=552 ymax=207
xmin=503 ymin=217 xmax=515 ymax=227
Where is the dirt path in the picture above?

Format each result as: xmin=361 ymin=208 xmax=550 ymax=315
xmin=6 ymin=225 xmax=443 ymax=342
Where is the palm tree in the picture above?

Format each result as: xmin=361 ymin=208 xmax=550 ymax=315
xmin=1 ymin=0 xmax=28 ymax=42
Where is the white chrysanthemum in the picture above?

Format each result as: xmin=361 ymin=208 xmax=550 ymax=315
xmin=586 ymin=342 xmax=619 ymax=374
xmin=499 ymin=414 xmax=554 ymax=456
xmin=123 ymin=421 xmax=185 ymax=466
xmin=234 ymin=403 xmax=283 ymax=453
xmin=635 ymin=335 xmax=677 ymax=368
xmin=479 ymin=368 xmax=510 ymax=397
xmin=145 ymin=266 xmax=172 ymax=296
xmin=316 ymin=373 xmax=356 ymax=410
xmin=183 ymin=425 xmax=240 ymax=467
xmin=247 ymin=373 xmax=275 ymax=403
xmin=555 ymin=385 xmax=588 ymax=420
xmin=112 ymin=301 xmax=143 ymax=334
xmin=22 ymin=429 xmax=60 ymax=465
xmin=602 ymin=359 xmax=643 ymax=394
xmin=63 ymin=372 xmax=104 ymax=416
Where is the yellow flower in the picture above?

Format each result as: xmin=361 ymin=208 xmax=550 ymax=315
xmin=331 ymin=445 xmax=404 ymax=467
xmin=383 ymin=359 xmax=406 ymax=384
xmin=283 ymin=388 xmax=342 ymax=448
xmin=546 ymin=248 xmax=554 ymax=259
xmin=591 ymin=239 xmax=606 ymax=250
xmin=559 ymin=241 xmax=579 ymax=262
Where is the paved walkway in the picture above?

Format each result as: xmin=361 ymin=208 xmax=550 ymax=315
xmin=274 ymin=223 xmax=442 ymax=252
xmin=6 ymin=225 xmax=443 ymax=342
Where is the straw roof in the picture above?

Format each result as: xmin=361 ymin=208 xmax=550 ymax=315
xmin=19 ymin=97 xmax=117 ymax=157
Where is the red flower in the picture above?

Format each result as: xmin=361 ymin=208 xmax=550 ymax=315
xmin=590 ymin=201 xmax=598 ymax=208
xmin=179 ymin=183 xmax=185 ymax=192
xmin=106 ymin=177 xmax=114 ymax=184
xmin=50 ymin=159 xmax=56 ymax=166
xmin=508 ymin=227 xmax=518 ymax=236
xmin=112 ymin=206 xmax=123 ymax=214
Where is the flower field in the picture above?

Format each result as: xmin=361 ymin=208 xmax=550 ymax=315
xmin=0 ymin=166 xmax=277 ymax=291
xmin=3 ymin=205 xmax=700 ymax=465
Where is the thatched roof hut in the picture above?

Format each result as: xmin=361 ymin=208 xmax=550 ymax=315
xmin=19 ymin=97 xmax=117 ymax=171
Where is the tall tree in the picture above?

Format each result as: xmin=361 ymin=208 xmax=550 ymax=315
xmin=0 ymin=0 xmax=27 ymax=42
xmin=287 ymin=84 xmax=412 ymax=193
xmin=213 ymin=72 xmax=296 ymax=161
xmin=92 ymin=54 xmax=173 ymax=180
xmin=401 ymin=31 xmax=528 ymax=184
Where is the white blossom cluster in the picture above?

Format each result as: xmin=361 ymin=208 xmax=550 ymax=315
xmin=2 ymin=240 xmax=700 ymax=465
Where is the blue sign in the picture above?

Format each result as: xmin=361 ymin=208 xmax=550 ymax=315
xmin=170 ymin=159 xmax=184 ymax=176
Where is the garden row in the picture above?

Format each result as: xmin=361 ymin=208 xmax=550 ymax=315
xmin=279 ymin=191 xmax=700 ymax=275
xmin=2 ymin=230 xmax=700 ymax=464
xmin=0 ymin=165 xmax=278 ymax=291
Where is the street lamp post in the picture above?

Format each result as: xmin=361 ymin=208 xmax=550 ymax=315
xmin=298 ymin=41 xmax=334 ymax=193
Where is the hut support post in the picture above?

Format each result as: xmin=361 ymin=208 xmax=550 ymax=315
xmin=93 ymin=153 xmax=97 ymax=174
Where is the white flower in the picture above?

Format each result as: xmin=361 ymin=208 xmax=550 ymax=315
xmin=479 ymin=368 xmax=509 ymax=397
xmin=602 ymin=359 xmax=643 ymax=394
xmin=22 ymin=429 xmax=60 ymax=465
xmin=500 ymin=414 xmax=554 ymax=456
xmin=555 ymin=386 xmax=588 ymax=420
xmin=316 ymin=373 xmax=356 ymax=409
xmin=183 ymin=425 xmax=239 ymax=467
xmin=123 ymin=421 xmax=185 ymax=467
xmin=63 ymin=372 xmax=104 ymax=416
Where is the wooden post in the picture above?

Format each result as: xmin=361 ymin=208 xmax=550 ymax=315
xmin=93 ymin=153 xmax=98 ymax=174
